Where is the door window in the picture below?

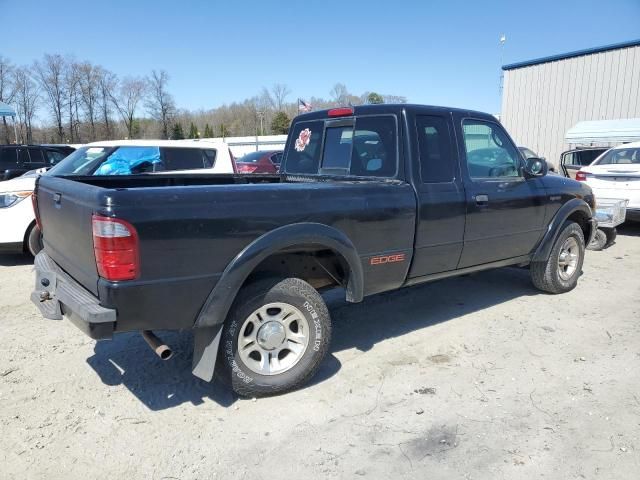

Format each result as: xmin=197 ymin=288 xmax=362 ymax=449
xmin=17 ymin=148 xmax=29 ymax=165
xmin=28 ymin=148 xmax=45 ymax=164
xmin=416 ymin=115 xmax=455 ymax=183
xmin=462 ymin=120 xmax=522 ymax=179
xmin=44 ymin=149 xmax=68 ymax=165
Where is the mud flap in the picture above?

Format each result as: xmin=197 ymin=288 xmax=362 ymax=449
xmin=191 ymin=325 xmax=223 ymax=382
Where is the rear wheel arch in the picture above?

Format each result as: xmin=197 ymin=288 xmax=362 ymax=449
xmin=194 ymin=223 xmax=363 ymax=329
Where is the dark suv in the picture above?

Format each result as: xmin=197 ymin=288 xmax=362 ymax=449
xmin=0 ymin=145 xmax=75 ymax=180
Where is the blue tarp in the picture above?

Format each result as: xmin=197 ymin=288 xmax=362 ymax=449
xmin=93 ymin=146 xmax=161 ymax=175
xmin=0 ymin=101 xmax=16 ymax=117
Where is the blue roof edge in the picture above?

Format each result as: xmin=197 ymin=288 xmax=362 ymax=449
xmin=502 ymin=38 xmax=640 ymax=71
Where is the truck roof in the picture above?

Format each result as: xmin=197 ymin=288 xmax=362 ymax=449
xmin=294 ymin=103 xmax=497 ymax=122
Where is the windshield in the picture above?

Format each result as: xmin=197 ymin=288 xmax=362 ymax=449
xmin=595 ymin=147 xmax=640 ymax=165
xmin=238 ymin=151 xmax=267 ymax=163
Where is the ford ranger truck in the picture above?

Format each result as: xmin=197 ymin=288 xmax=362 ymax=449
xmin=31 ymin=104 xmax=596 ymax=397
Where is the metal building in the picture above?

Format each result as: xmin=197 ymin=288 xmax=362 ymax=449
xmin=500 ymin=39 xmax=640 ymax=168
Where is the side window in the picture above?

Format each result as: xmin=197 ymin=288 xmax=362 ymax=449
xmin=271 ymin=152 xmax=283 ymax=165
xmin=350 ymin=116 xmax=397 ymax=177
xmin=28 ymin=148 xmax=45 ymax=164
xmin=44 ymin=149 xmax=67 ymax=165
xmin=160 ymin=147 xmax=207 ymax=171
xmin=321 ymin=126 xmax=353 ymax=174
xmin=563 ymin=151 xmax=576 ymax=165
xmin=17 ymin=148 xmax=30 ymax=165
xmin=284 ymin=121 xmax=324 ymax=174
xmin=202 ymin=149 xmax=216 ymax=168
xmin=416 ymin=115 xmax=455 ymax=183
xmin=462 ymin=120 xmax=522 ymax=179
xmin=0 ymin=147 xmax=17 ymax=165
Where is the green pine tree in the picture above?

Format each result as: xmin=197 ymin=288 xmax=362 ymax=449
xmin=171 ymin=123 xmax=185 ymax=140
xmin=203 ymin=123 xmax=213 ymax=138
xmin=270 ymin=111 xmax=291 ymax=135
xmin=219 ymin=123 xmax=229 ymax=138
xmin=188 ymin=122 xmax=199 ymax=139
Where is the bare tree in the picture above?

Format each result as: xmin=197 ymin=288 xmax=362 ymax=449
xmin=34 ymin=54 xmax=66 ymax=142
xmin=329 ymin=83 xmax=349 ymax=106
xmin=271 ymin=83 xmax=291 ymax=112
xmin=0 ymin=56 xmax=17 ymax=143
xmin=64 ymin=60 xmax=82 ymax=142
xmin=13 ymin=68 xmax=38 ymax=144
xmin=96 ymin=67 xmax=117 ymax=139
xmin=78 ymin=61 xmax=100 ymax=141
xmin=111 ymin=76 xmax=146 ymax=139
xmin=145 ymin=70 xmax=175 ymax=139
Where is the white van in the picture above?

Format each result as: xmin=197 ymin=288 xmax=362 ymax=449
xmin=0 ymin=140 xmax=237 ymax=256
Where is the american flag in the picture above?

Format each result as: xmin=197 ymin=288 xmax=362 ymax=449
xmin=298 ymin=99 xmax=312 ymax=112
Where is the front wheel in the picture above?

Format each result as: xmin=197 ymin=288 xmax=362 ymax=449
xmin=531 ymin=221 xmax=585 ymax=294
xmin=219 ymin=277 xmax=332 ymax=397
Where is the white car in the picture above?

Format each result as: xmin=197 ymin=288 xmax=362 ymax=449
xmin=0 ymin=140 xmax=237 ymax=256
xmin=576 ymin=141 xmax=640 ymax=222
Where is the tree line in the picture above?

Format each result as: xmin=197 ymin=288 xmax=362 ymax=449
xmin=0 ymin=54 xmax=406 ymax=145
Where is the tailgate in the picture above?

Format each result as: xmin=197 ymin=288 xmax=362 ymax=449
xmin=36 ymin=176 xmax=103 ymax=296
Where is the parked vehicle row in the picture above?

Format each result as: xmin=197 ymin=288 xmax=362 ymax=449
xmin=30 ymin=103 xmax=596 ymax=397
xmin=0 ymin=144 xmax=76 ymax=181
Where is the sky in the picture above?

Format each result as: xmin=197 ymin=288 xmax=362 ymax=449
xmin=3 ymin=0 xmax=640 ymax=115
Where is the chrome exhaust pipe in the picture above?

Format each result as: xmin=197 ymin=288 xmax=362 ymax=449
xmin=141 ymin=330 xmax=173 ymax=361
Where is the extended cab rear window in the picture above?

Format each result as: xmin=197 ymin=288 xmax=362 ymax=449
xmin=285 ymin=115 xmax=397 ymax=178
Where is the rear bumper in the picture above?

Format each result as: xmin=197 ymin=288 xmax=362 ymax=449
xmin=31 ymin=251 xmax=116 ymax=339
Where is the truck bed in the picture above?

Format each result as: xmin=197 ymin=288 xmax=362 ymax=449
xmin=36 ymin=173 xmax=416 ymax=333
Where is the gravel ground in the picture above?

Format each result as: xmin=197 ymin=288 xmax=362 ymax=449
xmin=1 ymin=224 xmax=639 ymax=480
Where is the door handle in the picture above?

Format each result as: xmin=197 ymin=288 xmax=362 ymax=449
xmin=474 ymin=194 xmax=489 ymax=205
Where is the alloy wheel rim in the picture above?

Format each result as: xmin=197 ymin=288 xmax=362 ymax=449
xmin=237 ymin=302 xmax=310 ymax=376
xmin=558 ymin=237 xmax=580 ymax=281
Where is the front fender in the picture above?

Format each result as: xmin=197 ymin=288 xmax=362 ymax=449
xmin=194 ymin=222 xmax=363 ymax=329
xmin=532 ymin=198 xmax=594 ymax=262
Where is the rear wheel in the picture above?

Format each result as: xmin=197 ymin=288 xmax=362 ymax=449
xmin=219 ymin=277 xmax=331 ymax=397
xmin=531 ymin=221 xmax=585 ymax=294
xmin=26 ymin=224 xmax=43 ymax=257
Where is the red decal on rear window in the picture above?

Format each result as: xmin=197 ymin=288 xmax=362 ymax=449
xmin=295 ymin=128 xmax=312 ymax=152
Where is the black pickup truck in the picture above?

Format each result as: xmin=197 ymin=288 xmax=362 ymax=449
xmin=31 ymin=104 xmax=596 ymax=397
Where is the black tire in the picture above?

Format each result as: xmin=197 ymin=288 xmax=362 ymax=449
xmin=531 ymin=221 xmax=585 ymax=294
xmin=219 ymin=277 xmax=331 ymax=397
xmin=26 ymin=224 xmax=43 ymax=257
xmin=604 ymin=227 xmax=617 ymax=247
xmin=587 ymin=229 xmax=607 ymax=251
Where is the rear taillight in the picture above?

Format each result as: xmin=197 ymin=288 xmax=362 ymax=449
xmin=575 ymin=170 xmax=589 ymax=181
xmin=237 ymin=164 xmax=258 ymax=173
xmin=92 ymin=214 xmax=139 ymax=281
xmin=31 ymin=190 xmax=42 ymax=230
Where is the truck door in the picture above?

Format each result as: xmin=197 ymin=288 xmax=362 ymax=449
xmin=456 ymin=116 xmax=547 ymax=268
xmin=408 ymin=113 xmax=466 ymax=277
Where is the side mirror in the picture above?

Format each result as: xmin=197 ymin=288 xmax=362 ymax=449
xmin=524 ymin=157 xmax=548 ymax=177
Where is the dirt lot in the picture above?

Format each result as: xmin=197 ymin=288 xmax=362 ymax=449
xmin=1 ymin=225 xmax=639 ymax=480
